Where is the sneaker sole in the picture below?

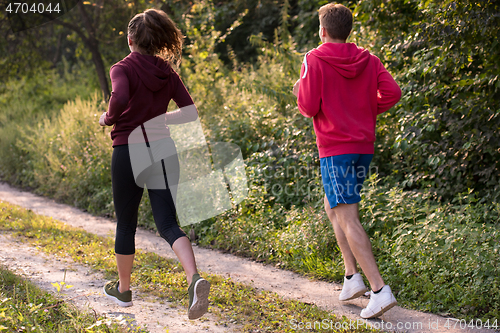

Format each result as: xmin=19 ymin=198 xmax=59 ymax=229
xmin=103 ymin=286 xmax=133 ymax=307
xmin=188 ymin=279 xmax=210 ymax=320
xmin=361 ymin=299 xmax=397 ymax=319
xmin=339 ymin=287 xmax=369 ymax=301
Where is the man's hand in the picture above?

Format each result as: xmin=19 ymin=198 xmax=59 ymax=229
xmin=293 ymin=79 xmax=300 ymax=97
xmin=99 ymin=112 xmax=107 ymax=126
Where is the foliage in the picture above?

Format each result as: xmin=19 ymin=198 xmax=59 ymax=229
xmin=180 ymin=2 xmax=293 ymax=160
xmin=364 ymin=178 xmax=500 ymax=319
xmin=356 ymin=0 xmax=500 ymax=201
xmin=0 ymin=0 xmax=499 ymax=325
xmin=0 ymin=8 xmax=54 ymax=78
xmin=0 ymin=62 xmax=99 ymax=185
xmin=181 ymin=0 xmax=325 ymax=210
xmin=213 ymin=0 xmax=500 ymax=201
xmin=211 ymin=0 xmax=283 ymax=63
xmin=12 ymin=93 xmax=114 ymax=214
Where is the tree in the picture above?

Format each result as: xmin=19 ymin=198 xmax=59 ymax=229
xmin=356 ymin=0 xmax=500 ymax=201
xmin=40 ymin=2 xmax=110 ymax=100
xmin=1 ymin=0 xmax=166 ymax=100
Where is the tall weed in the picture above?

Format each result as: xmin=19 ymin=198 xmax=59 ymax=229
xmin=0 ymin=60 xmax=99 ymax=185
xmin=14 ymin=92 xmax=113 ymax=214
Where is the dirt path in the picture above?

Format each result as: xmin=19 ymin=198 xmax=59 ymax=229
xmin=0 ymin=181 xmax=496 ymax=333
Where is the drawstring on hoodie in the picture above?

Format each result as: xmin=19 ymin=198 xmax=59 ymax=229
xmin=302 ymin=52 xmax=310 ymax=79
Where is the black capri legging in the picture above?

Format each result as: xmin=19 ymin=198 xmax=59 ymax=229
xmin=111 ymin=143 xmax=187 ymax=255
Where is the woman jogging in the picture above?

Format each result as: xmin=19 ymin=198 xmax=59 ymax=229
xmin=98 ymin=8 xmax=210 ymax=320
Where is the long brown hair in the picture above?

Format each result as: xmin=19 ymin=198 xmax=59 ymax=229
xmin=127 ymin=8 xmax=183 ymax=65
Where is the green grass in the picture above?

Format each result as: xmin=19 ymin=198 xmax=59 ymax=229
xmin=0 ymin=201 xmax=376 ymax=333
xmin=0 ymin=266 xmax=131 ymax=332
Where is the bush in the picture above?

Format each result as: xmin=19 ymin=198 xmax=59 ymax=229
xmin=14 ymin=92 xmax=113 ymax=214
xmin=0 ymin=60 xmax=99 ymax=185
xmin=355 ymin=0 xmax=500 ymax=201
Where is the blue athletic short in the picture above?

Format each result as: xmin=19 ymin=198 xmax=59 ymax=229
xmin=320 ymin=154 xmax=373 ymax=209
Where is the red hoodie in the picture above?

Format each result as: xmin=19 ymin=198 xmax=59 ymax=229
xmin=297 ymin=43 xmax=401 ymax=158
xmin=104 ymin=51 xmax=196 ymax=146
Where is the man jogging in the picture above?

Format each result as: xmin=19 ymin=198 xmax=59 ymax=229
xmin=293 ymin=3 xmax=401 ymax=319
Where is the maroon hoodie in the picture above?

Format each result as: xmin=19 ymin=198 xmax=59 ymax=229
xmin=297 ymin=43 xmax=401 ymax=158
xmin=104 ymin=51 xmax=195 ymax=146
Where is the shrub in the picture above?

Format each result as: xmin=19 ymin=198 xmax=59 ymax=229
xmin=0 ymin=60 xmax=98 ymax=185
xmin=355 ymin=0 xmax=500 ymax=201
xmin=14 ymin=92 xmax=113 ymax=215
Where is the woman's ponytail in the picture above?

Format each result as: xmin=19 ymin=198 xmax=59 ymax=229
xmin=127 ymin=9 xmax=183 ymax=65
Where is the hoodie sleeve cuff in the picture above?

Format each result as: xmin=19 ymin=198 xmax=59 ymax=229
xmin=103 ymin=114 xmax=112 ymax=126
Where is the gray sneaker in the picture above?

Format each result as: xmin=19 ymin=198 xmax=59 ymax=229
xmin=188 ymin=274 xmax=210 ymax=320
xmin=103 ymin=281 xmax=133 ymax=307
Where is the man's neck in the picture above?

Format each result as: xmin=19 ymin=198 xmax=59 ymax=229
xmin=323 ymin=37 xmax=346 ymax=44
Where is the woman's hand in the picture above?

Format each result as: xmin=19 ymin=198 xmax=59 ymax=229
xmin=99 ymin=112 xmax=108 ymax=126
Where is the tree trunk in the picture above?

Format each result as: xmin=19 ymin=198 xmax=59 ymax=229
xmin=52 ymin=33 xmax=63 ymax=66
xmin=77 ymin=1 xmax=110 ymax=101
xmin=87 ymin=38 xmax=110 ymax=101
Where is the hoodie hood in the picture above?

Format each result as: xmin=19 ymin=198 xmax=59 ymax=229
xmin=122 ymin=51 xmax=173 ymax=92
xmin=309 ymin=43 xmax=370 ymax=79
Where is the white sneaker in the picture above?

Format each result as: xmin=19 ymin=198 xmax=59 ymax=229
xmin=339 ymin=273 xmax=369 ymax=301
xmin=360 ymin=285 xmax=397 ymax=318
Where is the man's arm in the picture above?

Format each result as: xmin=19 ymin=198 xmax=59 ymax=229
xmin=376 ymin=62 xmax=401 ymax=114
xmin=296 ymin=53 xmax=321 ymax=118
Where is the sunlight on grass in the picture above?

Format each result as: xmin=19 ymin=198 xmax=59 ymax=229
xmin=0 ymin=265 xmax=130 ymax=332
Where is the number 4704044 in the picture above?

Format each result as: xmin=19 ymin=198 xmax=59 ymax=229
xmin=444 ymin=319 xmax=498 ymax=330
xmin=5 ymin=2 xmax=61 ymax=14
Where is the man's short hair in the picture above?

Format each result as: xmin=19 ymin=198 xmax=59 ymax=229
xmin=318 ymin=3 xmax=353 ymax=41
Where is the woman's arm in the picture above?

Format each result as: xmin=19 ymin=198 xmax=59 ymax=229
xmin=165 ymin=104 xmax=198 ymax=124
xmin=101 ymin=65 xmax=130 ymax=126
xmin=166 ymin=73 xmax=198 ymax=124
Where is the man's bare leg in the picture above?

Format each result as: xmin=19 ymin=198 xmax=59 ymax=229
xmin=324 ymin=195 xmax=357 ymax=276
xmin=332 ymin=202 xmax=385 ymax=291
